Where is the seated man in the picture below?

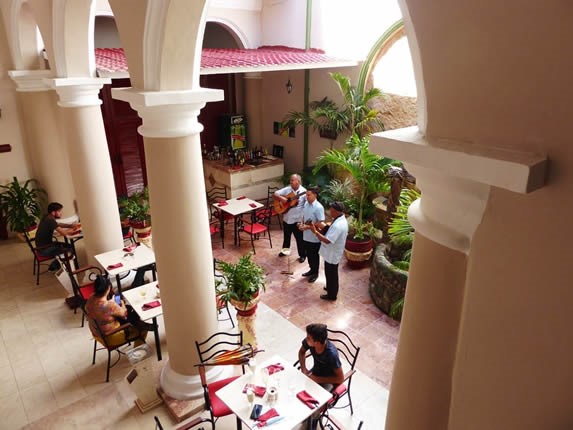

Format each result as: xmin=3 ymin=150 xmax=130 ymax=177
xmin=35 ymin=202 xmax=78 ymax=271
xmin=85 ymin=275 xmax=153 ymax=346
xmin=298 ymin=323 xmax=344 ymax=391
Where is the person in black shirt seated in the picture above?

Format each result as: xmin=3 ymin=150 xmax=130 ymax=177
xmin=35 ymin=202 xmax=78 ymax=271
xmin=298 ymin=323 xmax=344 ymax=391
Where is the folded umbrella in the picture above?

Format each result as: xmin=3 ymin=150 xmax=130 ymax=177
xmin=296 ymin=390 xmax=319 ymax=409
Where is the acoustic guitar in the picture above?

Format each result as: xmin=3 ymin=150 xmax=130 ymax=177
xmin=273 ymin=190 xmax=305 ymax=215
xmin=305 ymin=220 xmax=332 ymax=235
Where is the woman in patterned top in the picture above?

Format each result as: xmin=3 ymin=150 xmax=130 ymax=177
xmin=85 ymin=275 xmax=152 ymax=346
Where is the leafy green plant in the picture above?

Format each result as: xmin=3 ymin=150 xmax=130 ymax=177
xmin=388 ymin=188 xmax=420 ymax=250
xmin=0 ymin=177 xmax=46 ymax=232
xmin=320 ymin=177 xmax=354 ymax=209
xmin=314 ymin=134 xmax=396 ymax=240
xmin=389 ymin=297 xmax=405 ymax=320
xmin=122 ymin=188 xmax=150 ymax=224
xmin=283 ymin=72 xmax=385 ymax=140
xmin=215 ymin=254 xmax=266 ymax=310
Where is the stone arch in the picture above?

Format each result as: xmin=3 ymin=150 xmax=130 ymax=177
xmin=4 ymin=0 xmax=43 ymax=70
xmin=52 ymin=0 xmax=96 ymax=77
xmin=204 ymin=18 xmax=248 ymax=49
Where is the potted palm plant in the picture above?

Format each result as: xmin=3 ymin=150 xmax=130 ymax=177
xmin=314 ymin=134 xmax=397 ymax=268
xmin=215 ymin=253 xmax=266 ymax=311
xmin=283 ymin=72 xmax=385 ymax=142
xmin=0 ymin=177 xmax=46 ymax=235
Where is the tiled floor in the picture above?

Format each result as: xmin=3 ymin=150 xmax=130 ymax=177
xmin=213 ymin=221 xmax=400 ymax=389
xmin=0 ymin=221 xmax=398 ymax=429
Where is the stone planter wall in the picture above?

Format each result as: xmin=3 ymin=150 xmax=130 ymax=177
xmin=369 ymin=245 xmax=409 ymax=315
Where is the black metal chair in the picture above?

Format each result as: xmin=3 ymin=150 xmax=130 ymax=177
xmin=206 ymin=186 xmax=232 ymax=221
xmin=90 ymin=316 xmax=147 ymax=382
xmin=174 ymin=416 xmax=213 ymax=430
xmin=58 ymin=251 xmax=102 ymax=327
xmin=195 ymin=331 xmax=251 ymax=430
xmin=213 ymin=259 xmax=234 ymax=328
xmin=23 ymin=231 xmax=61 ymax=285
xmin=294 ymin=329 xmax=360 ymax=429
xmin=237 ymin=208 xmax=273 ymax=254
xmin=255 ymin=186 xmax=282 ymax=231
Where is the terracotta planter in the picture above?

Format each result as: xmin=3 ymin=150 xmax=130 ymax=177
xmin=229 ymin=291 xmax=260 ymax=316
xmin=344 ymin=237 xmax=373 ymax=269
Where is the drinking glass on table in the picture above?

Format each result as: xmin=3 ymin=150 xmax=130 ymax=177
xmin=139 ymin=287 xmax=147 ymax=299
xmin=246 ymin=388 xmax=255 ymax=407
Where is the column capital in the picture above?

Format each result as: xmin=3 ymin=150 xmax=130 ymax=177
xmin=370 ymin=126 xmax=548 ymax=254
xmin=112 ymin=87 xmax=224 ymax=138
xmin=47 ymin=77 xmax=111 ymax=107
xmin=8 ymin=70 xmax=54 ymax=92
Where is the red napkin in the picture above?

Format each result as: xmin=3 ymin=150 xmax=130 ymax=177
xmin=257 ymin=408 xmax=279 ymax=426
xmin=218 ymin=200 xmax=228 ymax=206
xmin=297 ymin=390 xmax=319 ymax=409
xmin=242 ymin=383 xmax=266 ymax=397
xmin=142 ymin=300 xmax=161 ymax=310
xmin=249 ymin=203 xmax=257 ymax=208
xmin=123 ymin=244 xmax=138 ymax=252
xmin=265 ymin=363 xmax=284 ymax=375
xmin=107 ymin=263 xmax=123 ymax=270
xmin=237 ymin=195 xmax=246 ymax=200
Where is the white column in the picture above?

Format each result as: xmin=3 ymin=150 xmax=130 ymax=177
xmin=113 ymin=87 xmax=225 ymax=399
xmin=48 ymin=77 xmax=124 ymax=262
xmin=8 ymin=70 xmax=77 ymax=218
xmin=369 ymin=126 xmax=547 ymax=429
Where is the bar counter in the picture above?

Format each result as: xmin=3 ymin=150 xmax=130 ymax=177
xmin=203 ymin=156 xmax=284 ymax=200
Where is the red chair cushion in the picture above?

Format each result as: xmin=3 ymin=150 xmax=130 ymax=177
xmin=34 ymin=251 xmax=54 ymax=262
xmin=327 ymin=383 xmax=347 ymax=407
xmin=123 ymin=230 xmax=133 ymax=239
xmin=243 ymin=223 xmax=267 ymax=235
xmin=78 ymin=283 xmax=95 ymax=300
xmin=210 ymin=224 xmax=220 ymax=235
xmin=208 ymin=375 xmax=240 ymax=417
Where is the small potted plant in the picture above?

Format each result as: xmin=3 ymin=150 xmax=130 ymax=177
xmin=215 ymin=253 xmax=266 ymax=312
xmin=0 ymin=177 xmax=46 ymax=236
xmin=122 ymin=188 xmax=151 ymax=237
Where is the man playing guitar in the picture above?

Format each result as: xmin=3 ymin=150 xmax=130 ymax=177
xmin=274 ymin=174 xmax=306 ymax=261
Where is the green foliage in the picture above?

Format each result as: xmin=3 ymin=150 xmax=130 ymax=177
xmin=122 ymin=188 xmax=150 ymax=222
xmin=320 ymin=177 xmax=354 ymax=209
xmin=215 ymin=254 xmax=266 ymax=309
xmin=0 ymin=177 xmax=46 ymax=232
xmin=389 ymin=297 xmax=404 ymax=320
xmin=388 ymin=188 xmax=420 ymax=250
xmin=314 ymin=134 xmax=396 ymax=239
xmin=283 ymin=72 xmax=385 ymax=141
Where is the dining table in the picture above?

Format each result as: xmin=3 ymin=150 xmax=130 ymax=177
xmin=216 ymin=355 xmax=332 ymax=430
xmin=213 ymin=196 xmax=264 ymax=246
xmin=94 ymin=243 xmax=156 ymax=294
xmin=121 ymin=281 xmax=163 ymax=361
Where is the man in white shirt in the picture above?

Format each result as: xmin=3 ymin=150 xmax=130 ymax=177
xmin=309 ymin=201 xmax=348 ymax=301
xmin=274 ymin=174 xmax=306 ymax=261
xmin=298 ymin=187 xmax=325 ymax=283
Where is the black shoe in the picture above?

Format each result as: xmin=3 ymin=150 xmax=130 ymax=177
xmin=308 ymin=275 xmax=318 ymax=283
xmin=320 ymin=294 xmax=336 ymax=301
xmin=48 ymin=260 xmax=61 ymax=272
xmin=302 ymin=271 xmax=312 ymax=277
xmin=323 ymin=287 xmax=327 ymax=291
xmin=298 ymin=256 xmax=306 ymax=263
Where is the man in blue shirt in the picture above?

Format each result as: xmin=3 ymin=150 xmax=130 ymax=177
xmin=298 ymin=323 xmax=343 ymax=390
xmin=274 ymin=174 xmax=306 ymax=261
xmin=309 ymin=201 xmax=348 ymax=301
xmin=298 ymin=187 xmax=324 ymax=283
